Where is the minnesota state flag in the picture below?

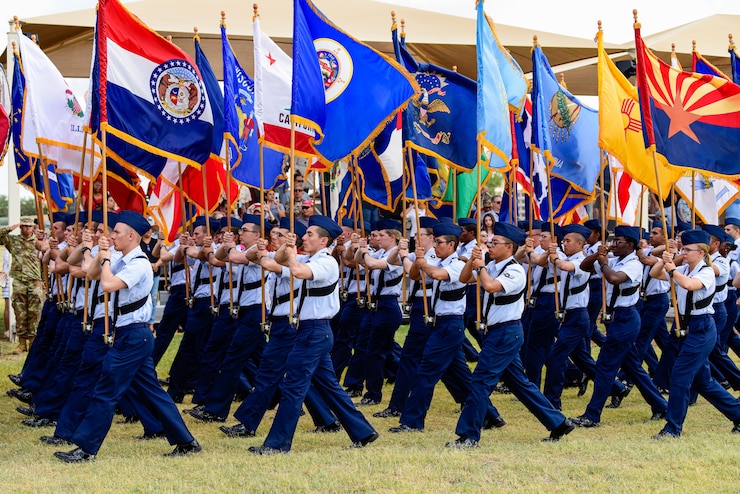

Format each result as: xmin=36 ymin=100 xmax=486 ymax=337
xmin=596 ymin=28 xmax=680 ymax=199
xmin=291 ymin=0 xmax=418 ymax=164
xmin=635 ymin=22 xmax=740 ymax=177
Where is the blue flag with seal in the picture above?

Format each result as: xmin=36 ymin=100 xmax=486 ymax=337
xmin=531 ymin=44 xmax=600 ymax=195
xmin=392 ymin=17 xmax=477 ymax=171
xmin=11 ymin=51 xmax=73 ymax=212
xmin=222 ymin=24 xmax=284 ymax=189
xmin=291 ymin=0 xmax=418 ymax=164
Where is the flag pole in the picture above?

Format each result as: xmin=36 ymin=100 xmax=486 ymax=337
xmin=600 ymin=152 xmax=608 ymax=319
xmin=526 ymin=145 xmax=536 ymax=301
xmin=691 ymin=171 xmax=696 ymax=228
xmin=352 ymin=162 xmax=365 ymax=303
xmin=259 ymin=140 xmax=268 ymax=331
xmin=544 ymin=156 xmax=561 ymax=318
xmin=200 ymin=148 xmax=216 ymax=315
xmin=177 ymin=161 xmax=192 ymax=307
xmin=352 ymin=155 xmax=372 ymax=309
xmin=474 ymin=139 xmax=483 ymax=331
xmin=76 ymin=131 xmax=90 ymax=329
xmin=407 ymin=146 xmax=430 ymax=324
xmin=288 ymin=119 xmax=296 ymax=326
xmin=100 ymin=127 xmax=111 ymax=344
xmin=221 ymin=12 xmax=235 ymax=318
xmin=400 ymin=148 xmax=408 ymax=313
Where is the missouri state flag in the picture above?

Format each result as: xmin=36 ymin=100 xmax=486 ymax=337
xmin=291 ymin=0 xmax=418 ymax=164
xmin=635 ymin=21 xmax=740 ymax=177
xmin=92 ymin=0 xmax=213 ymax=179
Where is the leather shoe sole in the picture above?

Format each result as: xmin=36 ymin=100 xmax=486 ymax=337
xmin=347 ymin=431 xmax=379 ymax=449
xmin=219 ymin=424 xmax=256 ymax=438
xmin=54 ymin=447 xmax=95 ymax=463
xmin=164 ymin=440 xmax=202 ymax=457
xmin=543 ymin=419 xmax=575 ymax=442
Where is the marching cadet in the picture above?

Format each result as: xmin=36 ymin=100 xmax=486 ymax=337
xmin=54 ymin=211 xmax=200 ymax=462
xmin=448 ymin=222 xmax=574 ymax=448
xmin=249 ymin=215 xmax=379 ymax=454
xmin=188 ymin=214 xmax=269 ymax=422
xmin=721 ymin=234 xmax=739 ymax=351
xmin=390 ymin=222 xmax=505 ymax=434
xmin=570 ymin=226 xmax=667 ymax=428
xmin=220 ymin=218 xmax=339 ymax=437
xmin=583 ymin=219 xmax=606 ymax=351
xmin=542 ymin=224 xmax=602 ymax=411
xmin=166 ymin=216 xmax=219 ymax=403
xmin=353 ymin=218 xmax=404 ymax=406
xmin=649 ymin=229 xmax=740 ymax=438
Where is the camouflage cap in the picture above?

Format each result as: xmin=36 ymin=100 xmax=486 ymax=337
xmin=19 ymin=216 xmax=36 ymax=226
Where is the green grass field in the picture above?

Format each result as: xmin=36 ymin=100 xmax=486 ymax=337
xmin=1 ymin=322 xmax=739 ymax=493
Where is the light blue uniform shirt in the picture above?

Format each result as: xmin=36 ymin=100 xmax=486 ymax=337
xmin=556 ymin=251 xmax=590 ymax=310
xmin=674 ymin=261 xmax=716 ymax=316
xmin=269 ymin=266 xmax=295 ymax=317
xmin=109 ymin=245 xmax=153 ymax=327
xmin=641 ymin=246 xmax=669 ymax=296
xmin=296 ymin=248 xmax=340 ymax=321
xmin=711 ymin=252 xmax=729 ymax=304
xmin=89 ymin=246 xmax=123 ymax=320
xmin=430 ymin=253 xmax=466 ymax=316
xmin=238 ymin=245 xmax=266 ymax=307
xmin=596 ymin=251 xmax=642 ymax=308
xmin=585 ymin=241 xmax=602 ymax=281
xmin=729 ymin=258 xmax=739 ymax=292
xmin=456 ymin=239 xmax=476 ymax=261
xmin=370 ymin=247 xmax=403 ymax=297
xmin=406 ymin=248 xmax=437 ymax=300
xmin=167 ymin=240 xmax=188 ymax=287
xmin=477 ymin=255 xmax=526 ymax=326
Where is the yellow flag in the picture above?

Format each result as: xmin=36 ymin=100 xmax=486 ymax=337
xmin=597 ymin=29 xmax=681 ymax=199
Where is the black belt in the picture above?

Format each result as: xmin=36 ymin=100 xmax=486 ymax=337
xmin=438 ymin=286 xmax=467 ymax=302
xmin=116 ymin=296 xmax=148 ymax=317
xmin=715 ymin=282 xmax=727 ymax=293
xmin=171 ymin=264 xmax=185 ymax=274
xmin=274 ymin=289 xmax=300 ymax=306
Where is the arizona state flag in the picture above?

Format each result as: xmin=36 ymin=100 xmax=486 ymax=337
xmin=597 ymin=28 xmax=680 ymax=199
xmin=635 ymin=20 xmax=740 ymax=177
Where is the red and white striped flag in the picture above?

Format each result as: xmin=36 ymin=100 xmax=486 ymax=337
xmin=607 ymin=155 xmax=642 ymax=226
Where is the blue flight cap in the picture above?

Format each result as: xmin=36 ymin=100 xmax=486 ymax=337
xmin=675 ymin=221 xmax=692 ymax=233
xmin=642 ymin=228 xmax=650 ymax=240
xmin=341 ymin=218 xmax=355 ymax=228
xmin=681 ymin=228 xmax=710 ymax=246
xmin=308 ymin=215 xmax=343 ymax=240
xmin=652 ymin=220 xmax=672 ymax=238
xmin=584 ymin=219 xmax=602 ymax=231
xmin=457 ymin=217 xmax=477 ymax=227
xmin=493 ymin=222 xmax=527 ymax=246
xmin=116 ymin=210 xmax=151 ymax=236
xmin=614 ymin=225 xmax=640 ymax=244
xmin=241 ymin=214 xmax=261 ymax=226
xmin=562 ymin=224 xmax=592 ymax=240
xmin=438 ymin=217 xmax=454 ymax=224
xmin=725 ymin=217 xmax=740 ymax=228
xmin=376 ymin=218 xmax=402 ymax=232
xmin=418 ymin=217 xmax=439 ymax=229
xmin=542 ymin=222 xmax=563 ymax=239
xmin=702 ymin=224 xmax=725 ymax=241
xmin=432 ymin=223 xmax=462 ymax=238
xmin=721 ymin=232 xmax=737 ymax=249
xmin=220 ymin=217 xmax=243 ymax=230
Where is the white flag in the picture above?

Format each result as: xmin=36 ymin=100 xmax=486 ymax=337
xmin=253 ymin=15 xmax=314 ymax=157
xmin=607 ymin=155 xmax=642 ymax=226
xmin=17 ymin=31 xmax=99 ymax=177
xmin=675 ymin=172 xmax=740 ymax=225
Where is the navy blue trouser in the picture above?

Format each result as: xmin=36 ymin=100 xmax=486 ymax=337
xmin=342 ymin=307 xmax=372 ymax=392
xmin=524 ymin=293 xmax=559 ymax=388
xmin=34 ymin=311 xmax=86 ymax=419
xmin=151 ymin=284 xmax=188 ymax=367
xmin=24 ymin=309 xmax=67 ymax=395
xmin=55 ymin=318 xmax=111 ymax=440
xmin=331 ymin=296 xmax=363 ymax=377
xmin=203 ymin=306 xmax=265 ymax=418
xmin=663 ymin=315 xmax=740 ymax=435
xmin=721 ymin=290 xmax=738 ymax=351
xmin=234 ymin=318 xmax=335 ymax=431
xmin=263 ymin=320 xmax=376 ymax=452
xmin=362 ymin=296 xmax=402 ymax=402
xmin=167 ymin=297 xmax=214 ymax=402
xmin=587 ymin=279 xmax=606 ymax=347
xmin=70 ymin=323 xmax=194 ymax=455
xmin=706 ymin=302 xmax=740 ymax=390
xmin=20 ymin=300 xmax=55 ymax=376
xmin=192 ymin=309 xmax=239 ymax=404
xmin=619 ymin=295 xmax=669 ymax=383
xmin=456 ymin=320 xmax=566 ymax=442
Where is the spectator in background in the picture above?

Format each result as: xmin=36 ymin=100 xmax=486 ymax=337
xmin=107 ymin=194 xmax=121 ymax=213
xmin=297 ymin=200 xmax=315 ymax=228
xmin=266 ymin=189 xmax=285 ymax=221
xmin=491 ymin=195 xmax=502 ymax=221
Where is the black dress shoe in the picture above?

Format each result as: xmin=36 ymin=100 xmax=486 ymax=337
xmin=389 ymin=424 xmax=422 ymax=433
xmin=54 ymin=447 xmax=95 ymax=463
xmin=136 ymin=431 xmax=166 ymax=440
xmin=158 ymin=377 xmax=170 ymax=386
xmin=164 ymin=440 xmax=202 ymax=457
xmin=577 ymin=376 xmax=589 ymax=397
xmin=731 ymin=421 xmax=740 ymax=434
xmin=649 ymin=411 xmax=667 ymax=421
xmin=8 ymin=374 xmax=22 ymax=386
xmin=219 ymin=424 xmax=256 ymax=438
xmin=117 ymin=414 xmax=140 ymax=424
xmin=7 ymin=388 xmax=33 ymax=404
xmin=248 ymin=445 xmax=286 ymax=455
xmin=445 ymin=437 xmax=479 ymax=449
xmin=188 ymin=408 xmax=226 ymax=423
xmin=373 ymin=408 xmax=401 ymax=418
xmin=347 ymin=431 xmax=379 ymax=449
xmin=40 ymin=435 xmax=71 ymax=446
xmin=16 ymin=405 xmax=35 ymax=417
xmin=311 ymin=422 xmax=342 ymax=433
xmin=357 ymin=398 xmax=380 ymax=406
xmin=22 ymin=417 xmax=56 ymax=427
xmin=652 ymin=429 xmax=679 ymax=440
xmin=570 ymin=415 xmax=598 ymax=428
xmin=482 ymin=416 xmax=506 ymax=430
xmin=182 ymin=405 xmax=205 ymax=415
xmin=346 ymin=389 xmax=362 ymax=398
xmin=543 ymin=419 xmax=575 ymax=442
xmin=606 ymin=385 xmax=631 ymax=409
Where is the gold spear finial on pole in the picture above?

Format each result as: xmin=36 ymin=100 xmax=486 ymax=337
xmin=692 ymin=39 xmax=697 ymax=51
xmin=533 ymin=34 xmax=539 ymax=47
xmin=11 ymin=41 xmax=16 ymax=51
xmin=559 ymin=72 xmax=567 ymax=89
xmin=166 ymin=34 xmax=172 ymax=43
xmin=452 ymin=65 xmax=458 ymax=72
xmin=193 ymin=27 xmax=199 ymax=41
xmin=253 ymin=4 xmax=259 ymax=21
xmin=221 ymin=11 xmax=226 ymax=28
xmin=671 ymin=42 xmax=676 ymax=53
xmin=400 ymin=18 xmax=405 ymax=38
xmin=13 ymin=15 xmax=20 ymax=30
xmin=729 ymin=33 xmax=735 ymax=51
xmin=633 ymin=9 xmax=640 ymax=29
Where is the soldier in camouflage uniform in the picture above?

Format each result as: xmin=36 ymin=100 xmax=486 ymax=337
xmin=0 ymin=216 xmax=44 ymax=354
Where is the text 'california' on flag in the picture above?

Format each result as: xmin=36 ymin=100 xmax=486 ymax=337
xmin=16 ymin=30 xmax=96 ymax=178
xmin=93 ymin=0 xmax=213 ymax=179
xmin=253 ymin=10 xmax=314 ymax=158
xmin=291 ymin=0 xmax=419 ymax=164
